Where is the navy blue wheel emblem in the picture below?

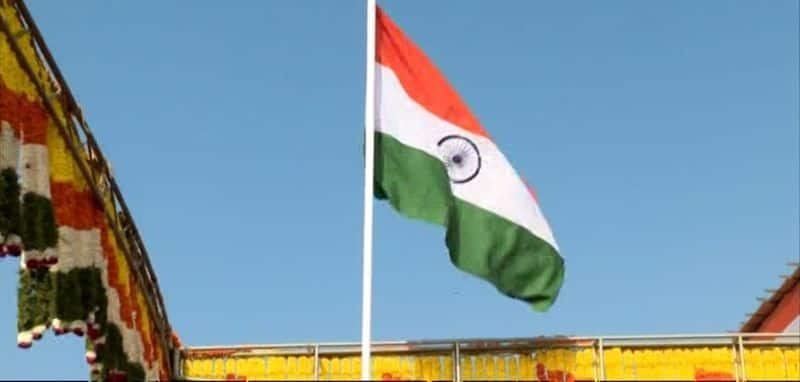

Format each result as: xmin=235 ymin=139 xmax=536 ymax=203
xmin=437 ymin=134 xmax=481 ymax=184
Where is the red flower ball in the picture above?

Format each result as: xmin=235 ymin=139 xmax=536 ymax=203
xmin=7 ymin=244 xmax=21 ymax=257
xmin=108 ymin=370 xmax=127 ymax=382
xmin=25 ymin=259 xmax=40 ymax=269
xmin=87 ymin=326 xmax=100 ymax=340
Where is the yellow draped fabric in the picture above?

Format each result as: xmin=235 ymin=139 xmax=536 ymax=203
xmin=183 ymin=345 xmax=800 ymax=381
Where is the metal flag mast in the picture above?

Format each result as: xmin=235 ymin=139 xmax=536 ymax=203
xmin=361 ymin=0 xmax=377 ymax=380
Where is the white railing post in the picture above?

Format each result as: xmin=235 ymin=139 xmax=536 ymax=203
xmin=453 ymin=342 xmax=461 ymax=382
xmin=738 ymin=335 xmax=747 ymax=382
xmin=314 ymin=345 xmax=321 ymax=381
xmin=598 ymin=337 xmax=606 ymax=381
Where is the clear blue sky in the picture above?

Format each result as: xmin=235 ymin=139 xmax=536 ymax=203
xmin=1 ymin=0 xmax=797 ymax=379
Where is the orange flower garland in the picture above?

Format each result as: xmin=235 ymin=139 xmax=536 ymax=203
xmin=2 ymin=1 xmax=173 ymax=379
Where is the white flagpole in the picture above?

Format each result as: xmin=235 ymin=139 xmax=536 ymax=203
xmin=361 ymin=0 xmax=377 ymax=380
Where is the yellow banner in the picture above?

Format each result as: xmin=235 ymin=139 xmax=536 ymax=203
xmin=183 ymin=345 xmax=800 ymax=381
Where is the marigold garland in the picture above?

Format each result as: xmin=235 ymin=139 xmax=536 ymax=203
xmin=0 ymin=80 xmax=58 ymax=268
xmin=2 ymin=2 xmax=172 ymax=379
xmin=20 ymin=192 xmax=57 ymax=264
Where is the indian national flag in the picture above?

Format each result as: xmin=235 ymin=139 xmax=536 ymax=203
xmin=373 ymin=6 xmax=565 ymax=311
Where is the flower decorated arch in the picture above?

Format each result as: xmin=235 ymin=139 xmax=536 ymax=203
xmin=0 ymin=0 xmax=173 ymax=380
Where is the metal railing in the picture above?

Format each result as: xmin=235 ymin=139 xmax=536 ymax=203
xmin=179 ymin=332 xmax=800 ymax=381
